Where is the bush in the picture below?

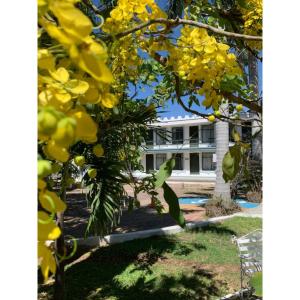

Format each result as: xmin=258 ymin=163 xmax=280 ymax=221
xmin=205 ymin=197 xmax=241 ymax=218
xmin=231 ymin=159 xmax=262 ymax=203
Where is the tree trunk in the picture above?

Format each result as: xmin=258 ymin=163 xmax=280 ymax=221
xmin=248 ymin=51 xmax=262 ymax=161
xmin=54 ymin=164 xmax=68 ymax=300
xmin=54 ymin=212 xmax=65 ymax=300
xmin=213 ymin=103 xmax=232 ymax=207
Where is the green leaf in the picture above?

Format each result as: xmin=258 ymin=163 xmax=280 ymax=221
xmin=155 ymin=158 xmax=175 ymax=188
xmin=222 ymin=143 xmax=242 ymax=182
xmin=231 ymin=127 xmax=240 ymax=142
xmin=249 ymin=272 xmax=262 ymax=297
xmin=162 ymin=182 xmax=185 ymax=228
xmin=237 ymin=0 xmax=249 ymax=9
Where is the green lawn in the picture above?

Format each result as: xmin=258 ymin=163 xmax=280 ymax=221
xmin=39 ymin=217 xmax=262 ymax=300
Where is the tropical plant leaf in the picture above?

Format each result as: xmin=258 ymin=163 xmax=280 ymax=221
xmin=223 ymin=143 xmax=242 ymax=182
xmin=162 ymin=182 xmax=185 ymax=227
xmin=155 ymin=158 xmax=175 ymax=188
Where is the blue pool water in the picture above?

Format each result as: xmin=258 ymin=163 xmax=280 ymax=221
xmin=178 ymin=197 xmax=259 ymax=209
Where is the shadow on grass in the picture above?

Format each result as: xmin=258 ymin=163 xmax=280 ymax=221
xmin=186 ymin=223 xmax=237 ymax=236
xmin=39 ymin=235 xmax=227 ymax=300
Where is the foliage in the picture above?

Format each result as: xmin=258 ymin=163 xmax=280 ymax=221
xmin=231 ymin=158 xmax=262 ymax=200
xmin=249 ymin=271 xmax=262 ymax=297
xmin=37 ymin=0 xmax=263 ymax=286
xmin=154 ymin=158 xmax=185 ymax=227
xmin=223 ymin=129 xmax=251 ymax=182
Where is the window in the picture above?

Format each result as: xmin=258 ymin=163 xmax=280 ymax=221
xmin=202 ymin=153 xmax=216 ymax=171
xmin=201 ymin=124 xmax=215 ymax=143
xmin=172 ymin=127 xmax=183 ymax=144
xmin=155 ymin=154 xmax=167 ymax=170
xmin=242 ymin=122 xmax=252 ymax=143
xmin=189 ymin=126 xmax=199 ymax=144
xmin=156 ymin=128 xmax=167 ymax=145
xmin=145 ymin=129 xmax=154 ymax=145
xmin=174 ymin=153 xmax=183 ymax=170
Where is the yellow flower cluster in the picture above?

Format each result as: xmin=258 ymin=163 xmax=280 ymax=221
xmin=38 ymin=160 xmax=66 ymax=280
xmin=102 ymin=0 xmax=167 ymax=82
xmin=102 ymin=0 xmax=167 ymax=34
xmin=38 ymin=0 xmax=118 ymax=282
xmin=110 ymin=36 xmax=141 ymax=81
xmin=240 ymin=0 xmax=262 ymax=49
xmin=167 ymin=26 xmax=241 ymax=109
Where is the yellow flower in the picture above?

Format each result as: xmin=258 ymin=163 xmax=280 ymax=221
xmin=38 ymin=179 xmax=47 ymax=190
xmin=51 ymin=117 xmax=77 ymax=147
xmin=39 ymin=189 xmax=66 ymax=213
xmin=42 ymin=21 xmax=75 ymax=46
xmin=38 ymin=211 xmax=61 ymax=241
xmin=49 ymin=67 xmax=69 ymax=83
xmin=44 ymin=140 xmax=70 ymax=162
xmin=68 ymin=107 xmax=98 ymax=143
xmin=38 ymin=108 xmax=60 ymax=136
xmin=38 ymin=160 xmax=52 ymax=178
xmin=99 ymin=93 xmax=118 ymax=108
xmin=93 ymin=144 xmax=104 ymax=157
xmin=49 ymin=0 xmax=92 ymax=42
xmin=38 ymin=49 xmax=55 ymax=70
xmin=38 ymin=242 xmax=56 ymax=282
xmin=79 ymin=78 xmax=101 ymax=104
xmin=69 ymin=37 xmax=113 ymax=83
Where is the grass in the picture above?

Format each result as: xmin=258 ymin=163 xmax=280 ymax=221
xmin=39 ymin=217 xmax=262 ymax=300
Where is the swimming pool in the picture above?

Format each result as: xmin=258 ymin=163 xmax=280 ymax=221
xmin=178 ymin=197 xmax=260 ymax=209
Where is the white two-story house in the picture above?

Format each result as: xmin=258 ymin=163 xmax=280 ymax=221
xmin=138 ymin=114 xmax=253 ymax=182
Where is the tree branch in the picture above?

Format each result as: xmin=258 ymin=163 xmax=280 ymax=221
xmin=113 ymin=18 xmax=262 ymax=41
xmin=222 ymin=92 xmax=262 ymax=114
xmin=173 ymin=75 xmax=253 ymax=126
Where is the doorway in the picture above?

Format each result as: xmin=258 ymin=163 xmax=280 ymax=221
xmin=190 ymin=153 xmax=199 ymax=174
xmin=146 ymin=154 xmax=154 ymax=172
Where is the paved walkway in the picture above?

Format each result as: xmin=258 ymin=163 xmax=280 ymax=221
xmin=64 ymin=184 xmax=262 ymax=238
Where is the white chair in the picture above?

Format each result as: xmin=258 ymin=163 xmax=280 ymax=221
xmin=232 ymin=229 xmax=262 ymax=298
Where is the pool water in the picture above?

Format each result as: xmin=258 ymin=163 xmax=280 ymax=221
xmin=178 ymin=197 xmax=259 ymax=209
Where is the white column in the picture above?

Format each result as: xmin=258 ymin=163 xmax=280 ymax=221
xmin=184 ymin=152 xmax=190 ymax=174
xmin=183 ymin=125 xmax=189 ymax=145
xmin=199 ymin=125 xmax=202 ymax=143
xmin=199 ymin=152 xmax=202 ymax=172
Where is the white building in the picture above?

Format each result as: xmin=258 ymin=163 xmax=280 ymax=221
xmin=138 ymin=114 xmax=253 ymax=182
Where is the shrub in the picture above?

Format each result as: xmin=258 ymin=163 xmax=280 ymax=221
xmin=205 ymin=197 xmax=241 ymax=218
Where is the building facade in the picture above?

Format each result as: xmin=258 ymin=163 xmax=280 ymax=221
xmin=138 ymin=114 xmax=253 ymax=182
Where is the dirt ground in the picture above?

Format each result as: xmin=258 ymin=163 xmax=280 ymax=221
xmin=64 ymin=182 xmax=215 ymax=238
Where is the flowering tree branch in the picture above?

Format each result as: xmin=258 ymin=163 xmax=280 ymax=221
xmin=114 ymin=18 xmax=262 ymax=41
xmin=81 ymin=1 xmax=262 ymax=41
